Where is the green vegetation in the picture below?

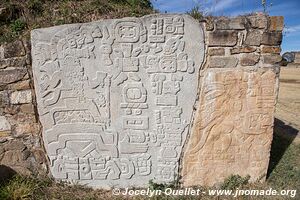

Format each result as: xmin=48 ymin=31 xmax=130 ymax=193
xmin=221 ymin=174 xmax=250 ymax=190
xmin=186 ymin=5 xmax=204 ymax=20
xmin=0 ymin=175 xmax=50 ymax=200
xmin=0 ymin=0 xmax=154 ymax=44
xmin=267 ymin=134 xmax=300 ymax=190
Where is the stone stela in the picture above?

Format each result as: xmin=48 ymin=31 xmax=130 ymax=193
xmin=31 ymin=14 xmax=205 ymax=188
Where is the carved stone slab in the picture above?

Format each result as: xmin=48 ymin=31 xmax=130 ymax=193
xmin=31 ymin=14 xmax=204 ymax=188
xmin=182 ymin=68 xmax=277 ymax=186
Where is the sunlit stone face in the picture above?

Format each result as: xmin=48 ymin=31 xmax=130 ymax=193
xmin=31 ymin=14 xmax=204 ymax=188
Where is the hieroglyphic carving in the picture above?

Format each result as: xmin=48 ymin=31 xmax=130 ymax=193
xmin=182 ymin=69 xmax=277 ymax=187
xmin=31 ymin=14 xmax=204 ymax=188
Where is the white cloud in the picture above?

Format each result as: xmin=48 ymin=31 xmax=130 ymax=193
xmin=211 ymin=0 xmax=240 ymax=13
xmin=284 ymin=24 xmax=300 ymax=37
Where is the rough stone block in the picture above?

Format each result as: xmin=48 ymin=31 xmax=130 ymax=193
xmin=2 ymin=41 xmax=26 ymax=58
xmin=208 ymin=31 xmax=238 ymax=46
xmin=209 ymin=56 xmax=238 ymax=68
xmin=261 ymin=46 xmax=281 ymax=54
xmin=244 ymin=30 xmax=262 ymax=46
xmin=262 ymin=54 xmax=282 ymax=64
xmin=7 ymin=80 xmax=31 ymax=90
xmin=0 ymin=69 xmax=27 ymax=86
xmin=31 ymin=14 xmax=205 ymax=188
xmin=0 ymin=140 xmax=32 ymax=176
xmin=240 ymin=53 xmax=260 ymax=66
xmin=182 ymin=68 xmax=277 ymax=186
xmin=208 ymin=48 xmax=225 ymax=56
xmin=248 ymin=14 xmax=268 ymax=29
xmin=10 ymin=90 xmax=32 ymax=104
xmin=20 ymin=104 xmax=35 ymax=114
xmin=231 ymin=46 xmax=257 ymax=54
xmin=14 ymin=122 xmax=40 ymax=136
xmin=0 ymin=116 xmax=11 ymax=136
xmin=269 ymin=16 xmax=284 ymax=31
xmin=0 ymin=91 xmax=10 ymax=107
xmin=262 ymin=32 xmax=282 ymax=46
xmin=216 ymin=17 xmax=246 ymax=30
xmin=0 ymin=57 xmax=27 ymax=69
xmin=205 ymin=17 xmax=214 ymax=31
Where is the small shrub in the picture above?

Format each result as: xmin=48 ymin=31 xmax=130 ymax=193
xmin=221 ymin=174 xmax=251 ymax=190
xmin=187 ymin=5 xmax=204 ymax=20
xmin=10 ymin=19 xmax=26 ymax=35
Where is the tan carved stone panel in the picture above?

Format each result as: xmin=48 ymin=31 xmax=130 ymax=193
xmin=182 ymin=68 xmax=277 ymax=186
xmin=31 ymin=14 xmax=205 ymax=188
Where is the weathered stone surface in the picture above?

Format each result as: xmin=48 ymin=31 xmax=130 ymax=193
xmin=0 ymin=116 xmax=11 ymax=136
xmin=262 ymin=32 xmax=282 ymax=46
xmin=3 ymin=105 xmax=20 ymax=115
xmin=209 ymin=56 xmax=238 ymax=68
xmin=0 ymin=140 xmax=32 ymax=175
xmin=261 ymin=46 xmax=281 ymax=54
xmin=20 ymin=104 xmax=35 ymax=114
xmin=0 ymin=69 xmax=27 ymax=85
xmin=248 ymin=14 xmax=268 ymax=29
xmin=231 ymin=46 xmax=257 ymax=54
xmin=14 ymin=122 xmax=40 ymax=137
xmin=208 ymin=48 xmax=225 ymax=56
xmin=216 ymin=17 xmax=247 ymax=30
xmin=7 ymin=80 xmax=31 ymax=90
xmin=182 ymin=68 xmax=277 ymax=186
xmin=205 ymin=17 xmax=214 ymax=31
xmin=244 ymin=30 xmax=262 ymax=46
xmin=269 ymin=16 xmax=284 ymax=31
xmin=0 ymin=57 xmax=27 ymax=69
xmin=0 ymin=91 xmax=10 ymax=107
xmin=31 ymin=14 xmax=205 ymax=188
xmin=2 ymin=41 xmax=26 ymax=58
xmin=262 ymin=54 xmax=282 ymax=64
xmin=10 ymin=90 xmax=32 ymax=104
xmin=240 ymin=53 xmax=260 ymax=66
xmin=208 ymin=31 xmax=238 ymax=46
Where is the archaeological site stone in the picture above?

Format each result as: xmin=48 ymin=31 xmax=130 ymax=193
xmin=28 ymin=13 xmax=283 ymax=189
xmin=31 ymin=14 xmax=205 ymax=188
xmin=182 ymin=68 xmax=277 ymax=186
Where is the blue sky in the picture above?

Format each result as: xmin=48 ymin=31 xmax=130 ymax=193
xmin=151 ymin=0 xmax=300 ymax=53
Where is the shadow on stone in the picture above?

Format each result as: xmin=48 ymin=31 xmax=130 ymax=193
xmin=0 ymin=165 xmax=17 ymax=184
xmin=267 ymin=118 xmax=299 ymax=178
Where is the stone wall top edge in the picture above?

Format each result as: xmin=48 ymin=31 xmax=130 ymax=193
xmin=201 ymin=13 xmax=283 ymax=19
xmin=30 ymin=14 xmax=198 ymax=35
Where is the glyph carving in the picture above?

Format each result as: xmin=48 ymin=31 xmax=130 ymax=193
xmin=182 ymin=69 xmax=276 ymax=186
xmin=31 ymin=14 xmax=204 ymax=188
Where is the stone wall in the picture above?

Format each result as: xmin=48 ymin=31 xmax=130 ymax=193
xmin=182 ymin=14 xmax=283 ymax=186
xmin=0 ymin=40 xmax=47 ymax=177
xmin=0 ymin=13 xmax=283 ymax=187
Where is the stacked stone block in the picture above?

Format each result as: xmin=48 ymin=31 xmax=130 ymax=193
xmin=0 ymin=40 xmax=47 ymax=176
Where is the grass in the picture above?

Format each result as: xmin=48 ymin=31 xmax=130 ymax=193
xmin=0 ymin=0 xmax=155 ymax=44
xmin=267 ymin=134 xmax=300 ymax=190
xmin=186 ymin=5 xmax=204 ymax=21
xmin=0 ymin=131 xmax=298 ymax=200
xmin=0 ymin=175 xmax=50 ymax=200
